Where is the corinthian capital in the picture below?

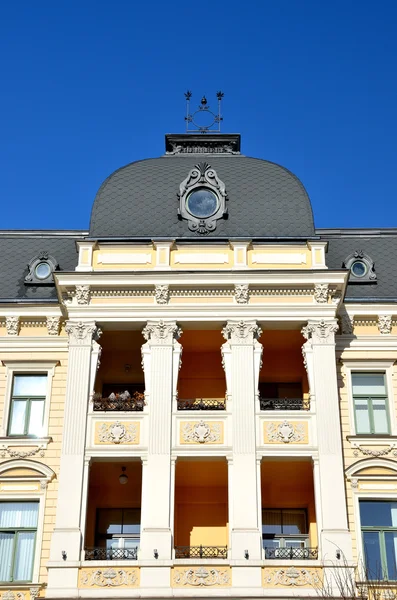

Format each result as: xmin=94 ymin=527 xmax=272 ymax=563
xmin=222 ymin=320 xmax=262 ymax=344
xmin=142 ymin=320 xmax=182 ymax=345
xmin=301 ymin=319 xmax=338 ymax=344
xmin=65 ymin=320 xmax=102 ymax=346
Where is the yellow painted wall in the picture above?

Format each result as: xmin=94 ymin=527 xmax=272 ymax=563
xmin=178 ymin=331 xmax=226 ymax=399
xmin=174 ymin=460 xmax=228 ymax=547
xmin=85 ymin=461 xmax=142 ymax=547
xmin=261 ymin=460 xmax=317 ymax=546
xmin=0 ymin=350 xmax=68 ymax=584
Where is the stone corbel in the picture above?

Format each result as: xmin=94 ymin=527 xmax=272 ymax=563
xmin=65 ymin=321 xmax=102 ymax=346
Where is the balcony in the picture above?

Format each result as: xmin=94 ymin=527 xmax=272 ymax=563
xmin=85 ymin=546 xmax=138 ymax=560
xmin=92 ymin=391 xmax=144 ymax=412
xmin=177 ymin=398 xmax=226 ymax=411
xmin=175 ymin=545 xmax=228 ymax=559
xmin=260 ymin=397 xmax=310 ymax=411
xmin=264 ymin=546 xmax=318 ymax=560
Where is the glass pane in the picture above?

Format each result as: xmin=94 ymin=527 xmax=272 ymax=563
xmin=0 ymin=533 xmax=14 ymax=582
xmin=354 ymin=398 xmax=371 ymax=434
xmin=97 ymin=509 xmax=122 ymax=535
xmin=285 ymin=539 xmax=306 ymax=548
xmin=124 ymin=538 xmax=139 ymax=548
xmin=106 ymin=539 xmax=122 ymax=550
xmin=363 ymin=531 xmax=383 ymax=580
xmin=385 ymin=532 xmax=397 ymax=580
xmin=282 ymin=510 xmax=307 ymax=535
xmin=14 ymin=532 xmax=35 ymax=581
xmin=352 ymin=373 xmax=386 ymax=395
xmin=13 ymin=375 xmax=47 ymax=397
xmin=262 ymin=510 xmax=282 ymax=535
xmin=122 ymin=509 xmax=141 ymax=534
xmin=0 ymin=503 xmax=38 ymax=528
xmin=360 ymin=501 xmax=397 ymax=527
xmin=372 ymin=399 xmax=389 ymax=434
xmin=28 ymin=401 xmax=44 ymax=437
xmin=262 ymin=539 xmax=280 ymax=549
xmin=8 ymin=401 xmax=27 ymax=435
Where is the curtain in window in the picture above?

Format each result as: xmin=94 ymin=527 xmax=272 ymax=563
xmin=262 ymin=510 xmax=282 ymax=535
xmin=0 ymin=503 xmax=38 ymax=528
xmin=282 ymin=510 xmax=306 ymax=535
xmin=0 ymin=533 xmax=13 ymax=581
xmin=14 ymin=532 xmax=35 ymax=581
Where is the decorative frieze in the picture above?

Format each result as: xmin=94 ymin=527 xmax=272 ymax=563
xmin=378 ymin=315 xmax=392 ymax=335
xmin=234 ymin=284 xmax=249 ymax=304
xmin=265 ymin=421 xmax=307 ymax=444
xmin=79 ymin=568 xmax=139 ymax=588
xmin=155 ymin=284 xmax=169 ymax=304
xmin=180 ymin=420 xmax=223 ymax=444
xmin=96 ymin=421 xmax=139 ymax=445
xmin=263 ymin=566 xmax=322 ymax=587
xmin=0 ymin=445 xmax=45 ymax=459
xmin=75 ymin=285 xmax=91 ymax=305
xmin=1 ymin=592 xmax=26 ymax=600
xmin=46 ymin=316 xmax=61 ymax=336
xmin=172 ymin=567 xmax=230 ymax=587
xmin=29 ymin=589 xmax=40 ymax=600
xmin=6 ymin=316 xmax=19 ymax=336
xmin=313 ymin=283 xmax=329 ymax=303
xmin=350 ymin=441 xmax=397 ymax=458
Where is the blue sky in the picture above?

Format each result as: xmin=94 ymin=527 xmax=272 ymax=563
xmin=1 ymin=1 xmax=397 ymax=230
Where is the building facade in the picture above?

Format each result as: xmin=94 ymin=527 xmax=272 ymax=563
xmin=1 ymin=130 xmax=397 ymax=599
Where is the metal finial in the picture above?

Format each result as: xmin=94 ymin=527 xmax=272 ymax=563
xmin=184 ymin=91 xmax=224 ymax=133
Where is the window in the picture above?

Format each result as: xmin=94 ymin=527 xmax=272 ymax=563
xmin=259 ymin=382 xmax=303 ymax=399
xmin=96 ymin=508 xmax=141 ymax=551
xmin=352 ymin=373 xmax=390 ymax=434
xmin=0 ymin=502 xmax=39 ymax=582
xmin=360 ymin=500 xmax=397 ymax=580
xmin=262 ymin=508 xmax=308 ymax=551
xmin=8 ymin=375 xmax=47 ymax=437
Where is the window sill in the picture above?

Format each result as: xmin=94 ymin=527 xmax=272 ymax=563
xmin=0 ymin=436 xmax=52 ymax=447
xmin=347 ymin=435 xmax=397 ymax=459
xmin=0 ymin=437 xmax=52 ymax=459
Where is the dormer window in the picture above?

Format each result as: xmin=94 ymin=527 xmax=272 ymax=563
xmin=186 ymin=188 xmax=219 ymax=219
xmin=343 ymin=251 xmax=376 ymax=283
xmin=25 ymin=252 xmax=58 ymax=285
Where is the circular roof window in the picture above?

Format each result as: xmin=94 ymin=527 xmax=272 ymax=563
xmin=186 ymin=188 xmax=219 ymax=219
xmin=351 ymin=260 xmax=367 ymax=278
xmin=34 ymin=262 xmax=52 ymax=280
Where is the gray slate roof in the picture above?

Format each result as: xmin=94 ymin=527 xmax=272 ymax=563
xmin=89 ymin=156 xmax=315 ymax=239
xmin=0 ymin=236 xmax=79 ymax=301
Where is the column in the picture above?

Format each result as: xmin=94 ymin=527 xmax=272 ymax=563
xmin=302 ymin=319 xmax=352 ymax=561
xmin=47 ymin=321 xmax=101 ymax=593
xmin=139 ymin=320 xmax=181 ymax=560
xmin=222 ymin=320 xmax=263 ymax=560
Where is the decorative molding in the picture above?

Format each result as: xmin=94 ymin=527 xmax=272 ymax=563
xmin=351 ymin=478 xmax=359 ymax=489
xmin=0 ymin=445 xmax=45 ymax=459
xmin=264 ymin=567 xmax=321 ymax=587
xmin=340 ymin=312 xmax=353 ymax=334
xmin=174 ymin=253 xmax=229 ymax=264
xmin=173 ymin=567 xmax=230 ymax=587
xmin=234 ymin=284 xmax=249 ymax=304
xmin=24 ymin=251 xmax=58 ymax=285
xmin=301 ymin=319 xmax=338 ymax=344
xmin=65 ymin=321 xmax=101 ymax=346
xmin=75 ymin=285 xmax=91 ymax=305
xmin=142 ymin=320 xmax=182 ymax=344
xmin=155 ymin=284 xmax=169 ymax=305
xmin=79 ymin=568 xmax=138 ymax=587
xmin=181 ymin=421 xmax=222 ymax=444
xmin=6 ymin=316 xmax=19 ymax=336
xmin=350 ymin=442 xmax=397 ymax=458
xmin=97 ymin=252 xmax=151 ymax=265
xmin=97 ymin=422 xmax=138 ymax=445
xmin=178 ymin=162 xmax=228 ymax=235
xmin=29 ymin=588 xmax=40 ymax=600
xmin=1 ymin=592 xmax=25 ymax=600
xmin=266 ymin=421 xmax=306 ymax=444
xmin=343 ymin=250 xmax=377 ymax=283
xmin=314 ymin=283 xmax=329 ymax=303
xmin=378 ymin=315 xmax=392 ymax=335
xmin=46 ymin=316 xmax=61 ymax=336
xmin=222 ymin=320 xmax=262 ymax=344
xmin=252 ymin=253 xmax=307 ymax=265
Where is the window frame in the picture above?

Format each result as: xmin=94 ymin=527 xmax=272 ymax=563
xmin=0 ymin=501 xmax=39 ymax=583
xmin=1 ymin=362 xmax=57 ymax=439
xmin=343 ymin=361 xmax=395 ymax=436
xmin=261 ymin=508 xmax=309 ymax=548
xmin=95 ymin=507 xmax=141 ymax=548
xmin=352 ymin=372 xmax=390 ymax=435
xmin=359 ymin=499 xmax=397 ymax=581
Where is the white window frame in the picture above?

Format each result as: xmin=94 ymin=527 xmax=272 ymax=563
xmin=343 ymin=360 xmax=396 ymax=436
xmin=0 ymin=459 xmax=55 ymax=584
xmin=1 ymin=361 xmax=57 ymax=439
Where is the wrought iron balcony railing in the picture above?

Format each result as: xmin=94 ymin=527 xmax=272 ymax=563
xmin=92 ymin=391 xmax=144 ymax=412
xmin=84 ymin=547 xmax=138 ymax=560
xmin=177 ymin=398 xmax=226 ymax=411
xmin=260 ymin=397 xmax=310 ymax=411
xmin=264 ymin=547 xmax=318 ymax=560
xmin=174 ymin=545 xmax=228 ymax=559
